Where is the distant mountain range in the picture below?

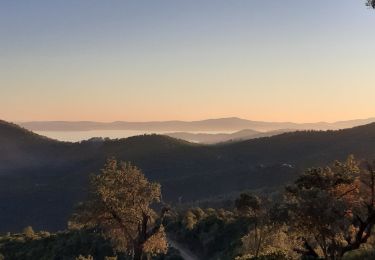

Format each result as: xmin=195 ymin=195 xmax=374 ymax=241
xmin=2 ymin=119 xmax=375 ymax=232
xmin=19 ymin=117 xmax=375 ymax=132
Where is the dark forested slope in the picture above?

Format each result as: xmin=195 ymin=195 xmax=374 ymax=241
xmin=1 ymin=120 xmax=375 ymax=232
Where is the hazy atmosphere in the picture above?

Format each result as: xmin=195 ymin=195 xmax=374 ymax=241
xmin=1 ymin=0 xmax=375 ymax=123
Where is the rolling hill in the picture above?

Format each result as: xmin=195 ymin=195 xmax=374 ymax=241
xmin=1 ymin=120 xmax=375 ymax=232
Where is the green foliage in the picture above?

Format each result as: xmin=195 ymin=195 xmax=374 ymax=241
xmin=166 ymin=207 xmax=248 ymax=260
xmin=240 ymin=226 xmax=296 ymax=258
xmin=0 ymin=229 xmax=116 ymax=260
xmin=0 ymin=228 xmax=185 ymax=260
xmin=235 ymin=193 xmax=261 ymax=216
xmin=165 ymin=158 xmax=375 ymax=259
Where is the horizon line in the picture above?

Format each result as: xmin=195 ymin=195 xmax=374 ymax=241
xmin=10 ymin=116 xmax=375 ymax=125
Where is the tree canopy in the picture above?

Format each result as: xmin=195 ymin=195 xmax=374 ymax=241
xmin=285 ymin=156 xmax=375 ymax=259
xmin=71 ymin=159 xmax=168 ymax=260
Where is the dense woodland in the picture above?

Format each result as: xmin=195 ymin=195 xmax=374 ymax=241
xmin=3 ymin=120 xmax=375 ymax=233
xmin=2 ymin=156 xmax=375 ymax=259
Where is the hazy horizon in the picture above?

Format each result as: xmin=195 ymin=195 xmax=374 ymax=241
xmin=14 ymin=116 xmax=375 ymax=142
xmin=10 ymin=115 xmax=375 ymax=124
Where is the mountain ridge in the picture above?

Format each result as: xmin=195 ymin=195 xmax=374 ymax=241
xmin=18 ymin=117 xmax=375 ymax=132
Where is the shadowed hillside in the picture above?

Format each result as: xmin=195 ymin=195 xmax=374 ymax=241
xmin=165 ymin=129 xmax=293 ymax=144
xmin=1 ymin=120 xmax=375 ymax=232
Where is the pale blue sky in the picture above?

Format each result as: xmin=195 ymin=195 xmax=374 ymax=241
xmin=1 ymin=1 xmax=374 ymax=122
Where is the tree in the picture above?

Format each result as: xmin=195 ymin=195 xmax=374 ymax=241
xmin=236 ymin=193 xmax=301 ymax=259
xmin=23 ymin=226 xmax=35 ymax=239
xmin=71 ymin=159 xmax=168 ymax=260
xmin=182 ymin=210 xmax=198 ymax=230
xmin=285 ymin=156 xmax=375 ymax=259
xmin=235 ymin=193 xmax=266 ymax=258
xmin=235 ymin=193 xmax=261 ymax=217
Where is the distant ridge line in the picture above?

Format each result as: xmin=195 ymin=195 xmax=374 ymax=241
xmin=18 ymin=117 xmax=375 ymax=132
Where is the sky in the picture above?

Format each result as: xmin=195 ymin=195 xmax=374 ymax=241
xmin=1 ymin=0 xmax=375 ymax=123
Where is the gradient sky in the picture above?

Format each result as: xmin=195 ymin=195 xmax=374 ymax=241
xmin=1 ymin=0 xmax=375 ymax=123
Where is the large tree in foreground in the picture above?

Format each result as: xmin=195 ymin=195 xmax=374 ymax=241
xmin=286 ymin=156 xmax=375 ymax=259
xmin=70 ymin=159 xmax=168 ymax=260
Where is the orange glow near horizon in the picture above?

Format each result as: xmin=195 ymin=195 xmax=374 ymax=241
xmin=1 ymin=1 xmax=375 ymax=124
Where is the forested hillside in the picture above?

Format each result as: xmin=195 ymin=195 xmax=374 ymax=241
xmin=1 ymin=120 xmax=375 ymax=232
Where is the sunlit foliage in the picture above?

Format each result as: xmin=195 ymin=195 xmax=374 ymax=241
xmin=71 ymin=159 xmax=168 ymax=260
xmin=285 ymin=156 xmax=375 ymax=259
